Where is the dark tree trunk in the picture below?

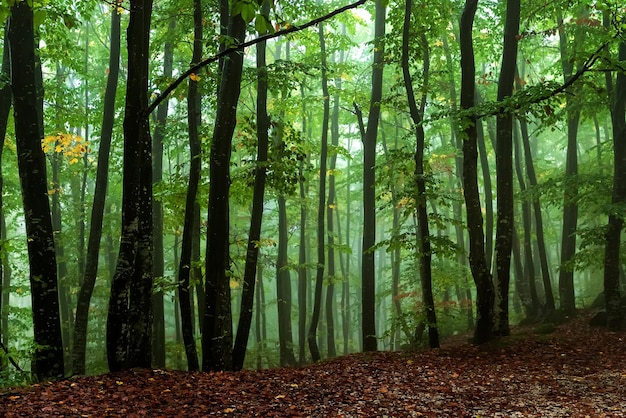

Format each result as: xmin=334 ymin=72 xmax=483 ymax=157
xmin=361 ymin=0 xmax=386 ymax=353
xmin=297 ymin=86 xmax=308 ymax=365
xmin=459 ymin=0 xmax=495 ymax=344
xmin=277 ymin=196 xmax=297 ymax=366
xmin=0 ymin=26 xmax=12 ymax=373
xmin=513 ymin=122 xmax=539 ymax=317
xmin=308 ymin=22 xmax=330 ymax=363
xmin=232 ymin=0 xmax=271 ymax=371
xmin=8 ymin=1 xmax=64 ymax=379
xmin=177 ymin=0 xmax=202 ymax=371
xmin=151 ymin=15 xmax=176 ymax=370
xmin=106 ymin=0 xmax=154 ymax=372
xmin=402 ymin=0 xmax=438 ymax=348
xmin=202 ymin=10 xmax=246 ymax=372
xmin=493 ymin=0 xmax=520 ymax=336
xmin=603 ymin=40 xmax=626 ymax=330
xmin=518 ymin=114 xmax=555 ymax=314
xmin=556 ymin=10 xmax=584 ymax=318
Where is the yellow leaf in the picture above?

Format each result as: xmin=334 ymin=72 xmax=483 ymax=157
xmin=275 ymin=394 xmax=286 ymax=399
xmin=224 ymin=408 xmax=236 ymax=413
xmin=190 ymin=73 xmax=201 ymax=82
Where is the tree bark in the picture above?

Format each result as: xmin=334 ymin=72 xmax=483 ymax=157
xmin=106 ymin=0 xmax=154 ymax=372
xmin=361 ymin=0 xmax=386 ymax=353
xmin=8 ymin=1 xmax=64 ymax=379
xmin=202 ymin=9 xmax=246 ymax=372
xmin=177 ymin=0 xmax=202 ymax=371
xmin=151 ymin=15 xmax=176 ymax=370
xmin=493 ymin=0 xmax=520 ymax=336
xmin=603 ymin=40 xmax=626 ymax=330
xmin=459 ymin=0 xmax=495 ymax=344
xmin=308 ymin=21 xmax=330 ymax=363
xmin=402 ymin=0 xmax=438 ymax=348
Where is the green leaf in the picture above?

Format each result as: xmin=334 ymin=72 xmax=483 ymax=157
xmin=33 ymin=9 xmax=46 ymax=30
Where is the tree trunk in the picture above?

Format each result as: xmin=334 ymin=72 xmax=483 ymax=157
xmin=459 ymin=0 xmax=495 ymax=344
xmin=556 ymin=10 xmax=583 ymax=318
xmin=513 ymin=121 xmax=539 ymax=318
xmin=8 ymin=1 xmax=64 ymax=379
xmin=177 ymin=0 xmax=202 ymax=371
xmin=603 ymin=40 xmax=626 ymax=330
xmin=361 ymin=0 xmax=386 ymax=353
xmin=297 ymin=88 xmax=308 ymax=365
xmin=0 ymin=26 xmax=12 ymax=373
xmin=402 ymin=0 xmax=438 ymax=348
xmin=106 ymin=0 xmax=153 ymax=372
xmin=493 ymin=0 xmax=520 ymax=336
xmin=202 ymin=9 xmax=246 ymax=372
xmin=151 ymin=15 xmax=176 ymax=370
xmin=308 ymin=22 xmax=330 ymax=363
xmin=232 ymin=0 xmax=271 ymax=371
xmin=72 ymin=8 xmax=120 ymax=375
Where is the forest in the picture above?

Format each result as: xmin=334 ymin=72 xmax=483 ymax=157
xmin=0 ymin=0 xmax=624 ymax=388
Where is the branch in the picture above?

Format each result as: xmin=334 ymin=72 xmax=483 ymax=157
xmin=0 ymin=340 xmax=23 ymax=372
xmin=144 ymin=0 xmax=370 ymax=116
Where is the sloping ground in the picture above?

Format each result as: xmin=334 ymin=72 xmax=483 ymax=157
xmin=1 ymin=312 xmax=625 ymax=417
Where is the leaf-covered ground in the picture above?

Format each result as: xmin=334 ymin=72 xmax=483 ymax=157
xmin=2 ymin=312 xmax=625 ymax=417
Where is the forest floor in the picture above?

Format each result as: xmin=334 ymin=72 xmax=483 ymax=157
xmin=1 ymin=311 xmax=625 ymax=417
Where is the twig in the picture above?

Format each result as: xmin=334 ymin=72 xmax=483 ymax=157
xmin=0 ymin=341 xmax=23 ymax=372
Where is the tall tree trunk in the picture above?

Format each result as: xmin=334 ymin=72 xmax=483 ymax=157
xmin=232 ymin=0 xmax=271 ymax=371
xmin=0 ymin=26 xmax=12 ymax=373
xmin=72 ymin=6 xmax=120 ymax=373
xmin=308 ymin=21 xmax=330 ymax=363
xmin=177 ymin=0 xmax=202 ymax=371
xmin=297 ymin=84 xmax=309 ymax=365
xmin=8 ymin=1 xmax=64 ymax=379
xmin=361 ymin=0 xmax=386 ymax=353
xmin=402 ymin=1 xmax=438 ymax=348
xmin=493 ymin=0 xmax=520 ymax=336
xmin=513 ymin=123 xmax=538 ymax=317
xmin=202 ymin=8 xmax=246 ymax=372
xmin=556 ymin=10 xmax=584 ymax=318
xmin=106 ymin=0 xmax=153 ymax=372
xmin=151 ymin=15 xmax=176 ymax=370
xmin=603 ymin=40 xmax=626 ymax=330
xmin=459 ymin=0 xmax=495 ymax=344
xmin=518 ymin=113 xmax=555 ymax=314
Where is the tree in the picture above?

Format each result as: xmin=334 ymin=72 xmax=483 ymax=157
xmin=177 ymin=0 xmax=202 ymax=371
xmin=106 ymin=0 xmax=154 ymax=372
xmin=8 ymin=0 xmax=64 ymax=379
xmin=232 ymin=0 xmax=271 ymax=370
xmin=401 ymin=0 xmax=438 ymax=348
xmin=493 ymin=0 xmax=520 ymax=336
xmin=202 ymin=3 xmax=246 ymax=372
xmin=459 ymin=0 xmax=494 ymax=344
xmin=361 ymin=0 xmax=386 ymax=353
xmin=308 ymin=20 xmax=331 ymax=363
xmin=603 ymin=39 xmax=626 ymax=330
xmin=73 ymin=2 xmax=122 ymax=376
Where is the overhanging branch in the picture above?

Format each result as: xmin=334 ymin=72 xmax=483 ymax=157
xmin=144 ymin=0 xmax=369 ymax=116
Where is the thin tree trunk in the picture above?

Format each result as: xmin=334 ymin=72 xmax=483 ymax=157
xmin=232 ymin=0 xmax=271 ymax=371
xmin=361 ymin=0 xmax=386 ymax=353
xmin=402 ymin=1 xmax=438 ymax=348
xmin=308 ymin=21 xmax=330 ymax=363
xmin=603 ymin=40 xmax=626 ymax=330
xmin=459 ymin=0 xmax=494 ymax=344
xmin=177 ymin=0 xmax=202 ymax=370
xmin=556 ymin=10 xmax=583 ymax=318
xmin=151 ymin=15 xmax=176 ymax=370
xmin=493 ymin=0 xmax=520 ymax=336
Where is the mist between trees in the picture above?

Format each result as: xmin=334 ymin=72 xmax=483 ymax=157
xmin=0 ymin=0 xmax=624 ymax=383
